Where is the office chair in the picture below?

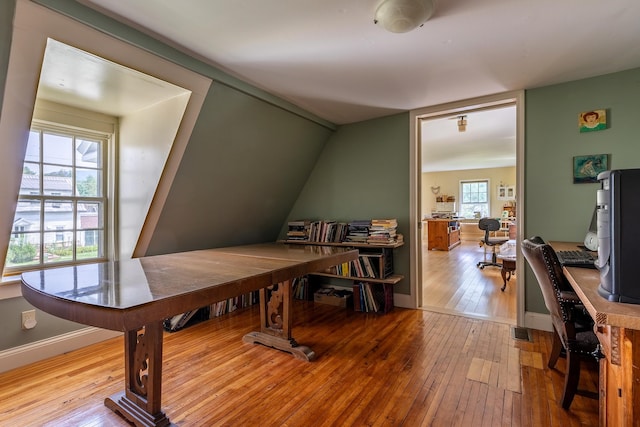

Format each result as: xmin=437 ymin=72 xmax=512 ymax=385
xmin=476 ymin=218 xmax=508 ymax=269
xmin=521 ymin=237 xmax=601 ymax=409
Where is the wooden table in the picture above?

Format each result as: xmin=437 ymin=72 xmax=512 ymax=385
xmin=20 ymin=243 xmax=358 ymax=427
xmin=551 ymin=242 xmax=640 ymax=426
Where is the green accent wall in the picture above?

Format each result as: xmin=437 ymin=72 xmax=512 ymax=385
xmin=147 ymin=83 xmax=332 ymax=254
xmin=284 ymin=113 xmax=411 ymax=294
xmin=524 ymin=67 xmax=640 ymax=313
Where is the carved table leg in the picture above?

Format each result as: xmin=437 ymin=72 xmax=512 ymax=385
xmin=243 ymin=280 xmax=315 ymax=361
xmin=105 ymin=321 xmax=175 ymax=427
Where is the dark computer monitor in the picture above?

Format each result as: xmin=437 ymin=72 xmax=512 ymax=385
xmin=597 ymin=169 xmax=640 ymax=304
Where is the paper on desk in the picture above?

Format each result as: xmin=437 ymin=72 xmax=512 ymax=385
xmin=498 ymin=240 xmax=517 ymax=258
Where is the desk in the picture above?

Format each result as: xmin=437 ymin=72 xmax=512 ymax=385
xmin=20 ymin=243 xmax=358 ymax=427
xmin=552 ymin=242 xmax=640 ymax=426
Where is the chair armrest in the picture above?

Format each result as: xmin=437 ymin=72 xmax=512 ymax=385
xmin=558 ymin=291 xmax=581 ymax=304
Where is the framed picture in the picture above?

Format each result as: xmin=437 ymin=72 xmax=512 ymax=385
xmin=573 ymin=154 xmax=609 ymax=183
xmin=497 ymin=185 xmax=515 ymax=200
xmin=579 ymin=109 xmax=607 ymax=133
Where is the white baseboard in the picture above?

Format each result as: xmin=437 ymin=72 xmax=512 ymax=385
xmin=0 ymin=327 xmax=121 ymax=373
xmin=394 ymin=292 xmax=414 ymax=309
xmin=523 ymin=311 xmax=553 ymax=332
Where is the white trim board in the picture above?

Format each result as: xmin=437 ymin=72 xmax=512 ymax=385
xmin=0 ymin=327 xmax=121 ymax=373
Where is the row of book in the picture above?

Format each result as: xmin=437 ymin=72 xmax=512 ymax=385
xmin=292 ymin=276 xmax=311 ymax=300
xmin=209 ymin=292 xmax=259 ymax=318
xmin=286 ymin=219 xmax=400 ymax=244
xmin=163 ymin=291 xmax=259 ymax=332
xmin=353 ymin=282 xmax=392 ymax=313
xmin=324 ymin=253 xmax=388 ymax=279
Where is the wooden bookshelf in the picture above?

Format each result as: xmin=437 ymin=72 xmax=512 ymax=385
xmin=281 ymin=239 xmax=403 ymax=313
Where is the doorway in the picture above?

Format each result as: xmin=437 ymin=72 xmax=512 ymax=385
xmin=409 ymin=91 xmax=525 ymax=326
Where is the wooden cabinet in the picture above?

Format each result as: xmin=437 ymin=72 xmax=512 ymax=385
xmin=426 ymin=219 xmax=461 ymax=251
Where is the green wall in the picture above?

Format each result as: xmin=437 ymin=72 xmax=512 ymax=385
xmin=147 ymin=83 xmax=332 ymax=254
xmin=524 ymin=67 xmax=640 ymax=312
xmin=284 ymin=113 xmax=411 ymax=294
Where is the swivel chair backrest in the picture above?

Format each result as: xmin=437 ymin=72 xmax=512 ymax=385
xmin=478 ymin=218 xmax=500 ymax=241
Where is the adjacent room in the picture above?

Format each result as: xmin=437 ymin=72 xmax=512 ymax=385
xmin=419 ymin=104 xmax=518 ymax=324
xmin=1 ymin=0 xmax=640 ymax=425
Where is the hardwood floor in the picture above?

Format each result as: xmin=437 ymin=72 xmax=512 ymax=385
xmin=0 ymin=301 xmax=598 ymax=426
xmin=422 ymin=239 xmax=517 ymax=324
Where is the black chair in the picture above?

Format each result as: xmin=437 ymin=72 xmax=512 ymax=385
xmin=521 ymin=236 xmax=601 ymax=409
xmin=476 ymin=218 xmax=508 ymax=269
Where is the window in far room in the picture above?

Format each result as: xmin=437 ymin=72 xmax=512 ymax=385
xmin=459 ymin=179 xmax=489 ymax=219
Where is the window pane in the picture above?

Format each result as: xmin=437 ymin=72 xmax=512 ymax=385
xmin=76 ymin=139 xmax=101 ymax=168
xmin=25 ymin=131 xmax=40 ymax=163
xmin=43 ymin=133 xmax=73 ymax=166
xmin=76 ymin=168 xmax=101 ymax=197
xmin=43 ymin=166 xmax=73 ymax=195
xmin=12 ymin=199 xmax=41 ymax=231
xmin=20 ymin=162 xmax=40 ymax=195
xmin=6 ymin=233 xmax=40 ymax=267
xmin=44 ymin=232 xmax=74 ymax=264
xmin=78 ymin=202 xmax=103 ymax=229
xmin=78 ymin=230 xmax=103 ymax=259
xmin=44 ymin=200 xmax=73 ymax=230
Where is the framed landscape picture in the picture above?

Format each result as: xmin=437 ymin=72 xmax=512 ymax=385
xmin=573 ymin=154 xmax=609 ymax=183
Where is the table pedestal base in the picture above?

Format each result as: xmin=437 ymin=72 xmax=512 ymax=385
xmin=243 ymin=331 xmax=315 ymax=361
xmin=242 ymin=280 xmax=316 ymax=361
xmin=105 ymin=392 xmax=175 ymax=427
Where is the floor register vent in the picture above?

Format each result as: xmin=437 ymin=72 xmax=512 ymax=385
xmin=511 ymin=326 xmax=532 ymax=342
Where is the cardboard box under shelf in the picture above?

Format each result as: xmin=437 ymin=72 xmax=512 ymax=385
xmin=313 ymin=288 xmax=353 ymax=307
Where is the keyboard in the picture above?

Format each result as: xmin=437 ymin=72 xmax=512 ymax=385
xmin=556 ymin=250 xmax=598 ymax=269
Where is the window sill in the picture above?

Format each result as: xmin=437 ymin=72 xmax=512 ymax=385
xmin=0 ymin=276 xmax=22 ymax=300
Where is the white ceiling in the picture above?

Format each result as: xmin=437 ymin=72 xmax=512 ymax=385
xmin=52 ymin=0 xmax=640 ymax=171
xmin=421 ymin=104 xmax=516 ymax=172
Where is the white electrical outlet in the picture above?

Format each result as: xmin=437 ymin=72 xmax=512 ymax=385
xmin=22 ymin=309 xmax=37 ymax=330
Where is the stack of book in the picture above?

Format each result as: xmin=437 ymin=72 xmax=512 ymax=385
xmin=367 ymin=219 xmax=398 ymax=245
xmin=286 ymin=220 xmax=310 ymax=240
xmin=345 ymin=219 xmax=371 ymax=243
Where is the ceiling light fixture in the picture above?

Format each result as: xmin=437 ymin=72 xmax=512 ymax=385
xmin=457 ymin=115 xmax=467 ymax=132
xmin=374 ymin=0 xmax=435 ymax=33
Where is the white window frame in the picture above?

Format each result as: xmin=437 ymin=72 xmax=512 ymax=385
xmin=459 ymin=179 xmax=490 ymax=219
xmin=4 ymin=122 xmax=110 ymax=274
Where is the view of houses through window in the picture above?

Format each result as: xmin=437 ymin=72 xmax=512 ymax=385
xmin=459 ymin=180 xmax=489 ymax=219
xmin=5 ymin=124 xmax=108 ymax=272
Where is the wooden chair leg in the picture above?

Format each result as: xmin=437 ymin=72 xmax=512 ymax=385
xmin=548 ymin=330 xmax=563 ymax=369
xmin=561 ymin=351 xmax=581 ymax=409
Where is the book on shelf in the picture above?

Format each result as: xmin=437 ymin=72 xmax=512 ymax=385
xmin=354 ymin=282 xmax=379 ymax=313
xmin=345 ymin=219 xmax=371 ymax=243
xmin=287 ymin=220 xmax=311 ymax=240
xmin=285 ymin=218 xmax=402 ymax=246
xmin=367 ymin=218 xmax=398 ymax=245
xmin=292 ymin=276 xmax=311 ymax=300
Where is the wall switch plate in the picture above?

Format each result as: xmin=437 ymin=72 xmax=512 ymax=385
xmin=22 ymin=309 xmax=37 ymax=330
